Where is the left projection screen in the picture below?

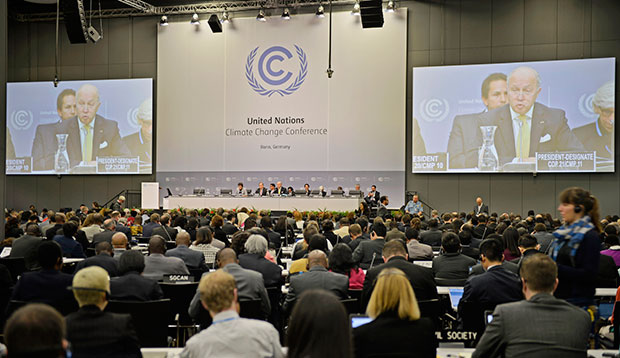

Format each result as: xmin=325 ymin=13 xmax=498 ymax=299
xmin=6 ymin=79 xmax=153 ymax=175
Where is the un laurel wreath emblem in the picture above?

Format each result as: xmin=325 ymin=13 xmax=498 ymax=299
xmin=246 ymin=45 xmax=308 ymax=97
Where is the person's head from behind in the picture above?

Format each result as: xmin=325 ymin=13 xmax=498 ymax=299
xmin=348 ymin=223 xmax=362 ymax=239
xmin=118 ymin=250 xmax=145 ymax=275
xmin=370 ymin=222 xmax=387 ymax=239
xmin=307 ymin=250 xmax=328 ymax=270
xmin=175 ymin=231 xmax=191 ymax=247
xmin=367 ymin=268 xmax=420 ymax=321
xmin=533 ymin=222 xmax=546 ymax=233
xmin=481 ymin=72 xmax=508 ymax=110
xmin=245 ymin=234 xmax=268 ymax=256
xmin=479 ymin=238 xmax=504 ymax=269
xmin=111 ymin=232 xmax=128 ymax=249
xmin=328 ymin=243 xmax=355 ymax=274
xmin=148 ymin=235 xmax=166 ymax=255
xmin=382 ymin=240 xmax=408 ymax=262
xmin=39 ymin=241 xmax=63 ymax=271
xmin=441 ymin=232 xmax=461 ymax=254
xmin=61 ymin=221 xmax=77 ymax=238
xmin=518 ymin=234 xmax=539 ymax=254
xmin=26 ymin=222 xmax=42 ymax=237
xmin=287 ymin=290 xmax=353 ymax=358
xmin=4 ymin=303 xmax=67 ymax=358
xmin=71 ymin=266 xmax=110 ymax=309
xmin=216 ymin=248 xmax=237 ymax=268
xmin=308 ymin=234 xmax=328 ymax=254
xmin=94 ymin=241 xmax=113 ymax=256
xmin=520 ymin=254 xmax=558 ymax=298
xmin=405 ymin=227 xmax=419 ymax=242
xmin=199 ymin=269 xmax=237 ymax=317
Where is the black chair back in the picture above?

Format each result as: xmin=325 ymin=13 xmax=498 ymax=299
xmin=0 ymin=257 xmax=26 ymax=283
xmin=159 ymin=282 xmax=199 ymax=326
xmin=417 ymin=299 xmax=441 ymax=329
xmin=266 ymin=286 xmax=282 ymax=329
xmin=188 ymin=268 xmax=206 ymax=283
xmin=239 ymin=299 xmax=264 ymax=320
xmin=137 ymin=237 xmax=150 ymax=244
xmin=435 ymin=277 xmax=468 ymax=286
xmin=86 ymin=248 xmax=96 ymax=257
xmin=459 ymin=301 xmax=498 ymax=333
xmin=106 ymin=299 xmax=171 ymax=347
xmin=341 ymin=298 xmax=361 ymax=315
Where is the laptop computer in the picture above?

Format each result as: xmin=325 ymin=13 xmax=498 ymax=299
xmin=350 ymin=314 xmax=373 ymax=329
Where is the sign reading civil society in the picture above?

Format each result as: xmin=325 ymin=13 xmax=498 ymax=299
xmin=246 ymin=45 xmax=307 ymax=97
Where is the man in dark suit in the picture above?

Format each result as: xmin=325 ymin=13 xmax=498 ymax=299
xmin=75 ymin=242 xmax=119 ymax=277
xmin=473 ymin=254 xmax=590 ymax=358
xmin=151 ymin=215 xmax=177 ymax=241
xmin=165 ymin=232 xmax=207 ymax=270
xmin=54 ymin=84 xmax=129 ymax=169
xmin=376 ymin=196 xmax=389 ymax=219
xmin=477 ymin=66 xmax=583 ymax=166
xmin=222 ymin=213 xmax=239 ymax=235
xmin=283 ymin=250 xmax=349 ymax=313
xmin=10 ymin=223 xmax=44 ymax=271
xmin=458 ymin=238 xmax=523 ymax=318
xmin=92 ymin=219 xmax=117 ymax=246
xmin=66 ymin=266 xmax=142 ymax=357
xmin=362 ymin=240 xmax=438 ymax=309
xmin=110 ymin=250 xmax=164 ymax=301
xmin=432 ymin=232 xmax=476 ymax=282
xmin=260 ymin=216 xmax=281 ymax=248
xmin=364 ymin=185 xmax=380 ymax=207
xmin=532 ymin=223 xmax=554 ymax=253
xmin=255 ymin=182 xmax=268 ymax=196
xmin=447 ymin=73 xmax=508 ymax=169
xmin=45 ymin=213 xmax=66 ymax=241
xmin=32 ymin=88 xmax=76 ymax=171
xmin=472 ymin=214 xmax=490 ymax=239
xmin=238 ymin=235 xmax=284 ymax=288
xmin=11 ymin=241 xmax=77 ymax=313
xmin=121 ymin=98 xmax=152 ymax=164
xmin=473 ymin=197 xmax=489 ymax=215
xmin=419 ymin=219 xmax=442 ymax=247
xmin=353 ymin=222 xmax=387 ymax=269
xmin=142 ymin=213 xmax=160 ymax=238
xmin=143 ymin=235 xmax=189 ymax=281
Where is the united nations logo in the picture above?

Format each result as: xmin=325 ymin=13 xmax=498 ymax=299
xmin=246 ymin=45 xmax=308 ymax=97
xmin=126 ymin=107 xmax=141 ymax=129
xmin=10 ymin=110 xmax=33 ymax=130
xmin=419 ymin=98 xmax=450 ymax=123
xmin=578 ymin=93 xmax=598 ymax=119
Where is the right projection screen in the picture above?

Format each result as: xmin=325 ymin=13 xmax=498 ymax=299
xmin=412 ymin=58 xmax=615 ymax=173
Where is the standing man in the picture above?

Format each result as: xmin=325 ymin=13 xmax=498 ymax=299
xmin=474 ymin=197 xmax=489 ymax=215
xmin=448 ymin=73 xmax=508 ymax=169
xmin=32 ymin=89 xmax=77 ymax=170
xmin=111 ymin=196 xmax=125 ymax=212
xmin=404 ymin=194 xmax=423 ymax=215
xmin=473 ymin=254 xmax=590 ymax=358
xmin=55 ymin=84 xmax=129 ymax=168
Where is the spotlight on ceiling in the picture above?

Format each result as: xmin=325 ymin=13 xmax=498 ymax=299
xmin=282 ymin=8 xmax=291 ymax=20
xmin=190 ymin=13 xmax=200 ymax=25
xmin=351 ymin=1 xmax=360 ymax=15
xmin=159 ymin=15 xmax=169 ymax=26
xmin=385 ymin=0 xmax=395 ymax=12
xmin=316 ymin=5 xmax=325 ymax=18
xmin=221 ymin=11 xmax=230 ymax=23
xmin=256 ymin=9 xmax=266 ymax=21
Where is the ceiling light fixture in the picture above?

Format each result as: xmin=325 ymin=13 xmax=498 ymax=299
xmin=256 ymin=9 xmax=266 ymax=22
xmin=351 ymin=1 xmax=360 ymax=16
xmin=190 ymin=13 xmax=200 ymax=25
xmin=282 ymin=7 xmax=291 ymax=20
xmin=221 ymin=10 xmax=230 ymax=23
xmin=386 ymin=0 xmax=395 ymax=12
xmin=316 ymin=5 xmax=325 ymax=18
xmin=159 ymin=15 xmax=169 ymax=26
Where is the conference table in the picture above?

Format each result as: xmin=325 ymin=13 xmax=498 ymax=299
xmin=163 ymin=195 xmax=362 ymax=211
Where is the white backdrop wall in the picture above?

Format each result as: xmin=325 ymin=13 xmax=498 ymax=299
xmin=157 ymin=10 xmax=407 ymax=205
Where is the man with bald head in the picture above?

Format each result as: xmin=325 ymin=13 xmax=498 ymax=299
xmin=143 ymin=235 xmax=189 ymax=281
xmin=189 ymin=248 xmax=270 ymax=320
xmin=283 ymin=250 xmax=349 ymax=313
xmin=55 ymin=83 xmax=129 ymax=169
xmin=478 ymin=66 xmax=583 ymax=166
xmin=111 ymin=232 xmax=128 ymax=260
xmin=166 ymin=231 xmax=207 ymax=270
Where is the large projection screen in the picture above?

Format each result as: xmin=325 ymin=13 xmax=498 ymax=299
xmin=6 ymin=79 xmax=153 ymax=175
xmin=157 ymin=10 xmax=407 ymax=205
xmin=412 ymin=58 xmax=615 ymax=173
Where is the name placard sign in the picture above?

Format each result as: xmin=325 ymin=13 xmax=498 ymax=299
xmin=6 ymin=157 xmax=32 ymax=173
xmin=536 ymin=152 xmax=595 ymax=172
xmin=96 ymin=157 xmax=140 ymax=174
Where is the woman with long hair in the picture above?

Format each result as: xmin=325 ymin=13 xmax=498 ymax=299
xmin=328 ymin=243 xmax=365 ymax=289
xmin=501 ymin=227 xmax=521 ymax=261
xmin=287 ymin=290 xmax=353 ymax=358
xmin=190 ymin=226 xmax=220 ymax=266
xmin=550 ymin=187 xmax=602 ymax=306
xmin=353 ymin=267 xmax=437 ymax=358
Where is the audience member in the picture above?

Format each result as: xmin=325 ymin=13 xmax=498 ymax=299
xmin=290 ymin=234 xmax=329 ymax=275
xmin=419 ymin=219 xmax=442 ymax=247
xmin=284 ymin=250 xmax=349 ymax=313
xmin=51 ymin=222 xmax=85 ymax=258
xmin=385 ymin=219 xmax=406 ymax=241
xmin=513 ymin=234 xmax=540 ymax=272
xmin=532 ymin=222 xmax=554 ymax=253
xmin=287 ymin=290 xmax=353 ymax=358
xmin=353 ymin=222 xmax=387 ymax=269
xmin=354 ymin=267 xmax=437 ymax=358
xmin=473 ymin=254 xmax=590 ymax=358
xmin=432 ymin=232 xmax=476 ymax=281
xmin=166 ymin=231 xmax=207 ymax=270
xmin=328 ymin=243 xmax=366 ymax=289
xmin=4 ymin=303 xmax=68 ymax=358
xmin=75 ymin=241 xmax=119 ymax=277
xmin=190 ymin=226 xmax=221 ymax=266
xmin=189 ymin=248 xmax=270 ymax=320
xmin=322 ymin=220 xmax=339 ymax=246
xmin=238 ymin=235 xmax=284 ymax=288
xmin=111 ymin=232 xmax=128 ymax=260
xmin=182 ymin=270 xmax=282 ymax=358
xmin=151 ymin=214 xmax=177 ymax=242
xmin=110 ymin=250 xmax=164 ymax=301
xmin=82 ymin=213 xmax=104 ymax=242
xmin=10 ymin=222 xmax=44 ymax=270
xmin=349 ymin=217 xmax=370 ymax=251
xmin=210 ymin=215 xmax=230 ymax=247
xmin=405 ymin=227 xmax=433 ymax=260
xmin=66 ymin=266 xmax=141 ymax=357
xmin=143 ymin=235 xmax=189 ymax=281
xmin=142 ymin=213 xmax=160 ymax=238
xmin=502 ymin=227 xmax=522 ymax=261
xmin=343 ymin=223 xmax=363 ymax=248
xmin=550 ymin=187 xmax=601 ymax=306
xmin=458 ymin=238 xmax=523 ymax=317
xmin=92 ymin=219 xmax=116 ymax=246
xmin=601 ymin=234 xmax=620 ymax=266
xmin=362 ymin=240 xmax=438 ymax=308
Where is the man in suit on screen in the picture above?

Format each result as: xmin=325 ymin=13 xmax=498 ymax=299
xmin=478 ymin=66 xmax=584 ymax=166
xmin=55 ymin=84 xmax=129 ymax=168
xmin=121 ymin=98 xmax=152 ymax=164
xmin=31 ymin=89 xmax=76 ymax=170
xmin=447 ymin=73 xmax=508 ymax=169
